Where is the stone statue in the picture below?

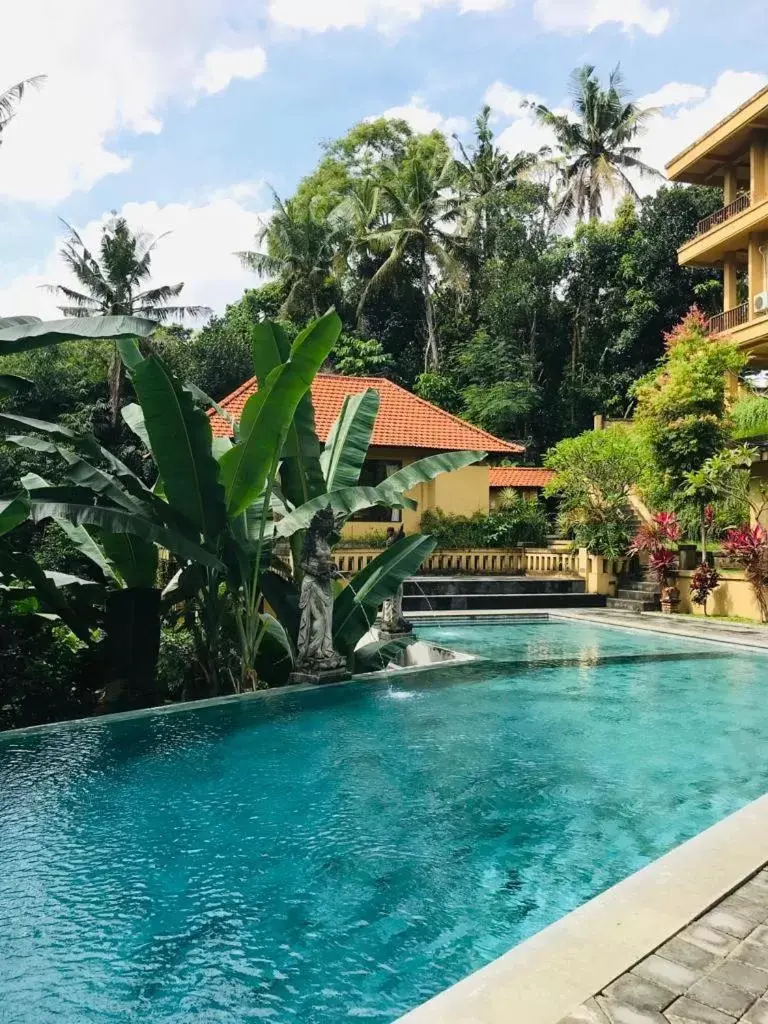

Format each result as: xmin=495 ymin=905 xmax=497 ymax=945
xmin=291 ymin=506 xmax=349 ymax=684
xmin=378 ymin=526 xmax=413 ymax=637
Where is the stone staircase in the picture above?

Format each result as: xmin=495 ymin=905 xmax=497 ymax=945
xmin=402 ymin=576 xmax=606 ymax=613
xmin=605 ymin=575 xmax=660 ymax=614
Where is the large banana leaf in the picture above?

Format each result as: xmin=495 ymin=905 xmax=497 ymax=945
xmin=219 ymin=311 xmax=341 ymax=518
xmin=251 ymin=321 xmax=326 ymax=507
xmin=333 ymin=534 xmax=436 ymax=655
xmin=99 ymin=533 xmax=158 ymax=589
xmin=52 ymin=519 xmax=119 ymax=584
xmin=274 ymin=450 xmax=485 ymax=538
xmin=24 ymin=490 xmax=224 ymax=570
xmin=353 ymin=635 xmax=416 ymax=673
xmin=320 ymin=388 xmax=380 ymax=491
xmin=0 ymin=494 xmax=28 ymax=535
xmin=0 ymin=314 xmax=157 ymax=354
xmin=261 ymin=570 xmax=300 ymax=643
xmin=252 ymin=612 xmax=294 ymax=686
xmin=128 ymin=354 xmax=227 ymax=542
xmin=0 ymin=373 xmax=34 ymax=396
xmin=0 ymin=545 xmax=94 ymax=642
xmin=274 ymin=485 xmax=416 ymax=539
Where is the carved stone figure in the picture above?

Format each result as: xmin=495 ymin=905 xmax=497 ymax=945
xmin=378 ymin=526 xmax=413 ymax=637
xmin=291 ymin=507 xmax=349 ymax=683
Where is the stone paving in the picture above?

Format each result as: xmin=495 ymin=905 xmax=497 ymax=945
xmin=559 ymin=866 xmax=768 ymax=1024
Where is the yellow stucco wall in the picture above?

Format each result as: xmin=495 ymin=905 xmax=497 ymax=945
xmin=339 ymin=446 xmax=490 ymax=539
xmin=676 ymin=570 xmax=764 ymax=621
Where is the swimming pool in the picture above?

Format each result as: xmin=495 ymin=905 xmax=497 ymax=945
xmin=1 ymin=619 xmax=767 ymax=1023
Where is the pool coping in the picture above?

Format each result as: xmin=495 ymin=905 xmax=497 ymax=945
xmin=395 ymin=791 xmax=768 ymax=1024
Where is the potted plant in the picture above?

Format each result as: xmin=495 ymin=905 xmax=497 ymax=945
xmin=630 ymin=512 xmax=681 ymax=614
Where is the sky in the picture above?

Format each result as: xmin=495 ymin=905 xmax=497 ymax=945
xmin=1 ymin=0 xmax=767 ymax=321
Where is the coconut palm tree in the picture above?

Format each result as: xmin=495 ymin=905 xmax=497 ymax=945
xmin=236 ymin=191 xmax=337 ymax=320
xmin=358 ymin=150 xmax=465 ymax=370
xmin=46 ymin=215 xmax=211 ymax=425
xmin=0 ymin=75 xmax=46 ymax=146
xmin=453 ymin=105 xmax=537 ymax=260
xmin=527 ymin=65 xmax=661 ymax=222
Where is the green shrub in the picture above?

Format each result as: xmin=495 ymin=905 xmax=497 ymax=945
xmin=421 ymin=499 xmax=549 ymax=550
xmin=0 ymin=602 xmax=101 ymax=730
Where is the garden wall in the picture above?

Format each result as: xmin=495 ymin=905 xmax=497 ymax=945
xmin=674 ymin=569 xmax=764 ymax=622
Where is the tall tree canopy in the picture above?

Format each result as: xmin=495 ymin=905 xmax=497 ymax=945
xmin=527 ymin=64 xmax=661 ymax=222
xmin=47 ymin=216 xmax=212 ymax=423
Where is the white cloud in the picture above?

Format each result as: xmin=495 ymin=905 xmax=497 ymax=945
xmin=533 ymin=0 xmax=670 ymax=35
xmin=376 ymin=96 xmax=469 ymax=136
xmin=0 ymin=1 xmax=267 ymax=204
xmin=640 ymin=70 xmax=768 ymax=178
xmin=268 ymin=0 xmax=509 ymax=33
xmin=193 ymin=46 xmax=267 ymax=95
xmin=0 ymin=188 xmax=271 ymax=320
xmin=484 ymin=82 xmax=561 ymax=156
xmin=637 ymin=82 xmax=707 ymax=109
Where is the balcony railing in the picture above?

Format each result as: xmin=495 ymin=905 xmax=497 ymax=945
xmin=707 ymin=302 xmax=749 ymax=335
xmin=695 ymin=192 xmax=751 ymax=236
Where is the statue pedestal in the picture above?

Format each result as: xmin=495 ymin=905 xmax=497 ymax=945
xmin=376 ymin=627 xmax=413 ymax=642
xmin=289 ymin=667 xmax=351 ymax=686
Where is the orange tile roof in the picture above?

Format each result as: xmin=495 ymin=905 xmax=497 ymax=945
xmin=489 ymin=467 xmax=555 ymax=489
xmin=209 ymin=374 xmax=523 ymax=454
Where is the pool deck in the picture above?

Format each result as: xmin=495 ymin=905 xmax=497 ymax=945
xmin=397 ymin=610 xmax=768 ymax=1024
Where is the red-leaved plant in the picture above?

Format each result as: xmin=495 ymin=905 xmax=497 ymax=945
xmin=721 ymin=524 xmax=768 ymax=622
xmin=690 ymin=562 xmax=721 ymax=615
xmin=630 ymin=512 xmax=681 ymax=589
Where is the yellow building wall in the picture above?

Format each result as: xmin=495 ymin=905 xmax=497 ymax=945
xmin=339 ymin=446 xmax=490 ymax=540
xmin=675 ymin=571 xmax=764 ymax=621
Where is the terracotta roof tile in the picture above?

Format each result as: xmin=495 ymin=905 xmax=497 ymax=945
xmin=209 ymin=374 xmax=523 ymax=454
xmin=488 ymin=467 xmax=555 ymax=488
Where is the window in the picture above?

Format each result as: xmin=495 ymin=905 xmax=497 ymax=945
xmin=351 ymin=460 xmax=403 ymax=522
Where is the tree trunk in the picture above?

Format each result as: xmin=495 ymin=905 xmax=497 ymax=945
xmin=108 ymin=344 xmax=125 ymax=428
xmin=421 ymin=255 xmax=438 ymax=371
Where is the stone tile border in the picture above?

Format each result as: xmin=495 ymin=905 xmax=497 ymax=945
xmin=561 ymin=868 xmax=768 ymax=1024
xmin=395 ymin=792 xmax=768 ymax=1024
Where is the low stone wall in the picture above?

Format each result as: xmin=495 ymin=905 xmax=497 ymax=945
xmin=675 ymin=569 xmax=765 ymax=622
xmin=334 ymin=544 xmax=581 ymax=578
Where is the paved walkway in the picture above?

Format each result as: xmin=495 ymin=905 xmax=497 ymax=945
xmin=560 ymin=867 xmax=768 ymax=1024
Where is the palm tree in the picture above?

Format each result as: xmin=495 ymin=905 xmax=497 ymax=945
xmin=527 ymin=65 xmax=661 ymax=222
xmin=0 ymin=75 xmax=46 ymax=147
xmin=454 ymin=105 xmax=536 ymax=260
xmin=236 ymin=191 xmax=337 ymax=320
xmin=359 ymin=150 xmax=465 ymax=370
xmin=46 ymin=216 xmax=211 ymax=425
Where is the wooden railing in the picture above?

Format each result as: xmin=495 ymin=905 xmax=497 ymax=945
xmin=335 ymin=545 xmax=581 ymax=577
xmin=695 ymin=192 xmax=750 ymax=237
xmin=707 ymin=302 xmax=749 ymax=336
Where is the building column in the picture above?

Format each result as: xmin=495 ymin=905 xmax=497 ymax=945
xmin=723 ymin=253 xmax=738 ymax=311
xmin=750 ymin=136 xmax=768 ymax=204
xmin=748 ymin=233 xmax=768 ymax=314
xmin=724 ymin=166 xmax=738 ymax=205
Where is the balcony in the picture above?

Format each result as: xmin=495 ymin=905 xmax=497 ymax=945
xmin=695 ymin=193 xmax=751 ymax=237
xmin=707 ymin=302 xmax=749 ymax=335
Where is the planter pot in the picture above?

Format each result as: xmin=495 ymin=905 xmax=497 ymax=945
xmin=660 ymin=585 xmax=680 ymax=614
xmin=677 ymin=544 xmax=699 ymax=571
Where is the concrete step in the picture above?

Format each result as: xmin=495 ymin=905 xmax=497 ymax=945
xmin=605 ymin=596 xmax=660 ymax=613
xmin=616 ymin=588 xmax=659 ymax=601
xmin=404 ymin=577 xmax=585 ymax=597
xmin=403 ymin=593 xmax=606 ymax=612
xmin=616 ymin=578 xmax=657 ymax=594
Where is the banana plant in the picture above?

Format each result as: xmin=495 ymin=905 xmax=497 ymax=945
xmin=246 ymin=336 xmax=485 ymax=669
xmin=1 ymin=311 xmax=343 ymax=696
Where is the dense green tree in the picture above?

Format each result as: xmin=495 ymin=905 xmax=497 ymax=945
xmin=528 ymin=65 xmax=661 ymax=222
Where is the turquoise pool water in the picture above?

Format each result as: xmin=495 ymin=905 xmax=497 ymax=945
xmin=2 ymin=619 xmax=768 ymax=1023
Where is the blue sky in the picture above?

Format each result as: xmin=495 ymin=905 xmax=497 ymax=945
xmin=1 ymin=0 xmax=767 ymax=318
